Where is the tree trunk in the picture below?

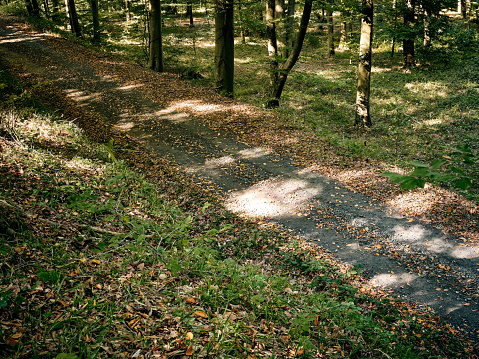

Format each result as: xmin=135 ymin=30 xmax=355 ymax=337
xmin=125 ymin=0 xmax=131 ymax=21
xmin=266 ymin=0 xmax=278 ymax=87
xmin=31 ymin=0 xmax=40 ymax=16
xmin=423 ymin=9 xmax=431 ymax=47
xmin=91 ymin=0 xmax=100 ymax=42
xmin=148 ymin=0 xmax=163 ymax=72
xmin=186 ymin=1 xmax=194 ymax=26
xmin=267 ymin=0 xmax=312 ymax=108
xmin=327 ymin=10 xmax=335 ymax=56
xmin=339 ymin=19 xmax=347 ymax=49
xmin=275 ymin=0 xmax=286 ymax=58
xmin=355 ymin=0 xmax=373 ymax=128
xmin=284 ymin=0 xmax=295 ymax=58
xmin=403 ymin=0 xmax=415 ymax=68
xmin=25 ymin=0 xmax=34 ymax=15
xmin=68 ymin=0 xmax=81 ymax=37
xmin=214 ymin=0 xmax=234 ymax=96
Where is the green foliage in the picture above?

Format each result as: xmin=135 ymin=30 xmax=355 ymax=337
xmin=382 ymin=145 xmax=477 ymax=191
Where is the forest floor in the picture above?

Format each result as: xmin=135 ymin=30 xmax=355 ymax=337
xmin=1 ymin=14 xmax=479 ymax=357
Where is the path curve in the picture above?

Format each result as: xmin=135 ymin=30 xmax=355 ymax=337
xmin=1 ymin=18 xmax=478 ymax=339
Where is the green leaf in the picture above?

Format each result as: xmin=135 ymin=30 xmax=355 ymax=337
xmin=400 ymin=177 xmax=426 ymax=190
xmin=408 ymin=160 xmax=428 ymax=168
xmin=454 ymin=177 xmax=472 ymax=190
xmin=435 ymin=174 xmax=457 ymax=182
xmin=381 ymin=171 xmax=408 ymax=183
xmin=410 ymin=167 xmax=429 ymax=176
xmin=450 ymin=166 xmax=465 ymax=175
xmin=455 ymin=145 xmax=472 ymax=154
xmin=429 ymin=159 xmax=447 ymax=169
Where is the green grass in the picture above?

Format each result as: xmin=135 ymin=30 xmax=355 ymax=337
xmin=53 ymin=8 xmax=478 ymax=200
xmin=0 ymin=76 xmax=475 ymax=357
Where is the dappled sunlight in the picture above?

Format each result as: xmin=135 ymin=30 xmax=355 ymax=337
xmin=64 ymin=88 xmax=101 ymax=104
xmin=405 ymin=82 xmax=448 ymax=98
xmin=117 ymin=84 xmax=144 ymax=91
xmin=370 ymin=272 xmax=416 ymax=288
xmin=386 ymin=190 xmax=436 ymax=216
xmin=226 ymin=177 xmax=322 ymax=218
xmin=238 ymin=147 xmax=271 ymax=159
xmin=205 ymin=156 xmax=235 ymax=167
xmin=168 ymin=100 xmax=250 ymax=115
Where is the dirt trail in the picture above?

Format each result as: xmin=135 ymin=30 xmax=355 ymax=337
xmin=1 ymin=18 xmax=478 ymax=338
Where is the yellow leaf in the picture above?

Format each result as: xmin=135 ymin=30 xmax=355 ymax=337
xmin=91 ymin=259 xmax=101 ymax=265
xmin=185 ymin=297 xmax=196 ymax=304
xmin=185 ymin=344 xmax=194 ymax=356
xmin=186 ymin=332 xmax=194 ymax=340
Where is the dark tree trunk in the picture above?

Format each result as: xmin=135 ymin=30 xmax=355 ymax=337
xmin=67 ymin=0 xmax=81 ymax=37
xmin=186 ymin=1 xmax=194 ymax=26
xmin=125 ymin=0 xmax=131 ymax=21
xmin=25 ymin=0 xmax=34 ymax=15
xmin=284 ymin=0 xmax=295 ymax=58
xmin=355 ymin=0 xmax=373 ymax=128
xmin=31 ymin=0 xmax=40 ymax=16
xmin=267 ymin=0 xmax=313 ymax=108
xmin=327 ymin=10 xmax=335 ymax=56
xmin=214 ymin=0 xmax=234 ymax=96
xmin=403 ymin=0 xmax=415 ymax=68
xmin=91 ymin=0 xmax=100 ymax=42
xmin=266 ymin=0 xmax=278 ymax=87
xmin=149 ymin=0 xmax=163 ymax=72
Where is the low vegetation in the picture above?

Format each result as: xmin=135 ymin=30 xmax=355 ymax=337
xmin=0 ymin=69 xmax=476 ymax=358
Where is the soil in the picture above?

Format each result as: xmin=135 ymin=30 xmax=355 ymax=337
xmin=1 ymin=16 xmax=478 ymax=340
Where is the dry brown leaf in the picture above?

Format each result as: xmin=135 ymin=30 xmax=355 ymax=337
xmin=193 ymin=310 xmax=208 ymax=319
xmin=186 ymin=332 xmax=194 ymax=340
xmin=185 ymin=297 xmax=196 ymax=304
xmin=185 ymin=343 xmax=194 ymax=356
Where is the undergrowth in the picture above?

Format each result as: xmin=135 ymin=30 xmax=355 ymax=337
xmin=0 ymin=77 xmax=476 ymax=358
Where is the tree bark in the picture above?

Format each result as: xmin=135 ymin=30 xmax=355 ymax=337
xmin=355 ymin=0 xmax=373 ymax=128
xmin=266 ymin=0 xmax=312 ymax=108
xmin=31 ymin=0 xmax=40 ymax=16
xmin=149 ymin=0 xmax=164 ymax=72
xmin=284 ymin=0 xmax=295 ymax=58
xmin=266 ymin=0 xmax=278 ymax=87
xmin=25 ymin=0 xmax=34 ymax=15
xmin=403 ymin=0 xmax=415 ymax=68
xmin=214 ymin=0 xmax=234 ymax=96
xmin=327 ymin=10 xmax=335 ymax=56
xmin=125 ymin=0 xmax=131 ymax=21
xmin=186 ymin=0 xmax=194 ymax=26
xmin=91 ymin=0 xmax=100 ymax=42
xmin=67 ymin=0 xmax=81 ymax=37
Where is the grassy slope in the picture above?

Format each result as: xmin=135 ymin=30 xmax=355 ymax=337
xmin=0 ymin=62 xmax=476 ymax=358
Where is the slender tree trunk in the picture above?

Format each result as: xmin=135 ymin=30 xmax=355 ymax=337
xmin=339 ymin=19 xmax=347 ymax=49
xmin=148 ymin=0 xmax=163 ymax=72
xmin=68 ymin=0 xmax=81 ymax=37
xmin=275 ymin=0 xmax=286 ymax=58
xmin=327 ymin=10 xmax=335 ymax=56
xmin=460 ymin=0 xmax=467 ymax=18
xmin=42 ymin=0 xmax=49 ymax=17
xmin=284 ymin=0 xmax=295 ymax=58
xmin=239 ymin=3 xmax=246 ymax=43
xmin=31 ymin=0 xmax=40 ymax=16
xmin=355 ymin=0 xmax=373 ymax=128
xmin=266 ymin=0 xmax=278 ymax=87
xmin=25 ymin=0 xmax=34 ymax=15
xmin=267 ymin=0 xmax=312 ymax=108
xmin=423 ymin=9 xmax=431 ymax=47
xmin=91 ymin=0 xmax=100 ymax=42
xmin=403 ymin=0 xmax=415 ymax=68
xmin=125 ymin=0 xmax=131 ymax=21
xmin=186 ymin=0 xmax=194 ymax=26
xmin=214 ymin=0 xmax=234 ymax=96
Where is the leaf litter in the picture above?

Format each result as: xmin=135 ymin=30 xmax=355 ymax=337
xmin=0 ymin=15 xmax=478 ymax=358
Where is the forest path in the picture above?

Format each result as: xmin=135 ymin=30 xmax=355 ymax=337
xmin=1 ymin=17 xmax=478 ymax=338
